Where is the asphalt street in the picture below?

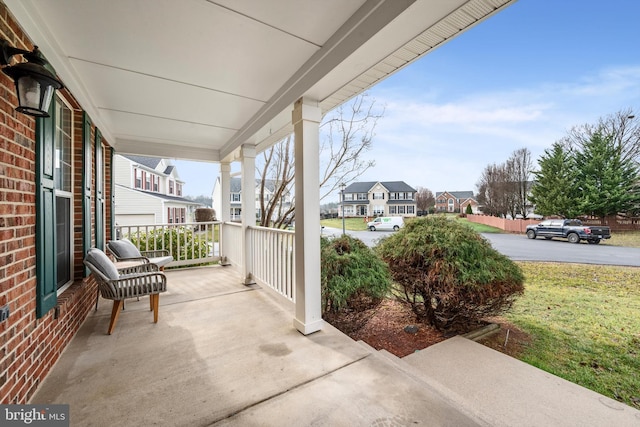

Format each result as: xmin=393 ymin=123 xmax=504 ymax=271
xmin=321 ymin=226 xmax=640 ymax=267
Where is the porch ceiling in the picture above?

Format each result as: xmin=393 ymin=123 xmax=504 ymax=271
xmin=5 ymin=0 xmax=516 ymax=162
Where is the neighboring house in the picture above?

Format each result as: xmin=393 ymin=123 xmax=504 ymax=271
xmin=339 ymin=181 xmax=417 ymax=218
xmin=212 ymin=176 xmax=293 ymax=221
xmin=435 ymin=191 xmax=479 ymax=213
xmin=113 ymin=154 xmax=201 ymax=225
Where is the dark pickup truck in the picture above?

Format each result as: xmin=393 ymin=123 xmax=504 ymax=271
xmin=526 ymin=219 xmax=611 ymax=244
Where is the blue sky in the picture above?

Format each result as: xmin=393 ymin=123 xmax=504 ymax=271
xmin=176 ymin=0 xmax=640 ymax=200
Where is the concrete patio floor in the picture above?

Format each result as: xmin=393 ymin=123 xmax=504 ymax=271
xmin=31 ymin=266 xmax=640 ymax=426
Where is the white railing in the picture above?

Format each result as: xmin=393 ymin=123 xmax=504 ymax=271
xmin=116 ymin=221 xmax=220 ymax=268
xmin=220 ymin=221 xmax=243 ymax=268
xmin=249 ymin=226 xmax=295 ymax=302
xmin=117 ymin=220 xmax=296 ymax=305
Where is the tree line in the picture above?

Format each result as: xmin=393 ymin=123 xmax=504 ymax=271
xmin=476 ymin=109 xmax=640 ymax=219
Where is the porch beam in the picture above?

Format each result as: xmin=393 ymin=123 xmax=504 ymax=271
xmin=241 ymin=145 xmax=256 ymax=285
xmin=292 ymin=97 xmax=323 ymax=335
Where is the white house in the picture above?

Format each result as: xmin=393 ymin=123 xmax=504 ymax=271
xmin=339 ymin=181 xmax=417 ymax=218
xmin=113 ymin=154 xmax=201 ymax=225
xmin=212 ymin=176 xmax=292 ymax=222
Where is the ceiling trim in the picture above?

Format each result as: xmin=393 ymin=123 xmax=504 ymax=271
xmin=219 ymin=0 xmax=417 ymax=160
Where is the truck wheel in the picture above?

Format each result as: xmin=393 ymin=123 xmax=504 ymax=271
xmin=567 ymin=233 xmax=580 ymax=244
xmin=526 ymin=230 xmax=536 ymax=239
xmin=393 ymin=225 xmax=399 ymax=231
xmin=369 ymin=226 xmax=376 ymax=231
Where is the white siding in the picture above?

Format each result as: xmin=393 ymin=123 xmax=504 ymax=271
xmin=113 ymin=155 xmax=134 ymax=187
xmin=114 ymin=185 xmax=164 ymax=225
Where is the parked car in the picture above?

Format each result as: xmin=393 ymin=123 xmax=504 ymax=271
xmin=367 ymin=216 xmax=404 ymax=231
xmin=525 ymin=219 xmax=611 ymax=244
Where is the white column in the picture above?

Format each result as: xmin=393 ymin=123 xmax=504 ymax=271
xmin=292 ymin=97 xmax=323 ymax=335
xmin=219 ymin=162 xmax=231 ymax=265
xmin=220 ymin=162 xmax=231 ymax=223
xmin=241 ymin=145 xmax=256 ymax=285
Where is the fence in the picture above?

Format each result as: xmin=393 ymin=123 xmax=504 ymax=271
xmin=466 ymin=214 xmax=540 ymax=233
xmin=249 ymin=226 xmax=296 ymax=302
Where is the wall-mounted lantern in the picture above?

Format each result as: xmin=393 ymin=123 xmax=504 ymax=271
xmin=0 ymin=39 xmax=63 ymax=117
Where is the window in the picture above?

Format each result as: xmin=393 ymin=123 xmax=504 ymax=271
xmin=231 ymin=193 xmax=241 ymax=202
xmin=373 ymin=205 xmax=384 ymax=215
xmin=176 ymin=183 xmax=182 ymax=196
xmin=169 ymin=180 xmax=174 ymax=194
xmin=135 ymin=168 xmax=142 ymax=189
xmin=145 ymin=173 xmax=151 ymax=190
xmin=373 ymin=192 xmax=384 ymax=200
xmin=357 ymin=193 xmax=368 ymax=201
xmin=343 ymin=193 xmax=353 ymax=201
xmin=407 ymin=206 xmax=415 ymax=214
xmin=54 ymin=98 xmax=73 ymax=290
xmin=168 ymin=208 xmax=174 ymax=223
xmin=153 ymin=176 xmax=159 ymax=192
xmin=397 ymin=206 xmax=406 ymax=214
xmin=389 ymin=206 xmax=396 ymax=214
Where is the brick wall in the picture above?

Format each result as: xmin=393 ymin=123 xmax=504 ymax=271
xmin=0 ymin=4 xmax=108 ymax=404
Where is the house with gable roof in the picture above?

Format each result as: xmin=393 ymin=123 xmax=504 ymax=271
xmin=340 ymin=181 xmax=417 ymax=218
xmin=113 ymin=154 xmax=201 ymax=225
xmin=212 ymin=176 xmax=293 ymax=222
xmin=435 ymin=190 xmax=479 ymax=213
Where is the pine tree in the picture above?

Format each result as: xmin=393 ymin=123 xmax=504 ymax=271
xmin=530 ymin=143 xmax=580 ymax=218
xmin=574 ymin=132 xmax=640 ymax=218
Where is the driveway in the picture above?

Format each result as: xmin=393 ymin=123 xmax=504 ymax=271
xmin=321 ymin=226 xmax=640 ymax=267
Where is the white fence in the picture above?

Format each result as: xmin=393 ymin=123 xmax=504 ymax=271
xmin=220 ymin=222 xmax=243 ymax=268
xmin=116 ymin=221 xmax=220 ymax=268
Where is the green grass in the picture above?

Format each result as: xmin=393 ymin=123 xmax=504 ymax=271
xmin=602 ymin=230 xmax=640 ymax=248
xmin=506 ymin=262 xmax=640 ymax=409
xmin=456 ymin=216 xmax=503 ymax=233
xmin=321 ymin=218 xmax=369 ymax=231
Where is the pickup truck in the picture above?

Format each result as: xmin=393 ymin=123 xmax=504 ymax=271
xmin=525 ymin=219 xmax=611 ymax=244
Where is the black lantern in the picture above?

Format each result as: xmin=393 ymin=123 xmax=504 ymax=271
xmin=1 ymin=39 xmax=63 ymax=117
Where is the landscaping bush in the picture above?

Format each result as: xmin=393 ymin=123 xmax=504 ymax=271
xmin=321 ymin=235 xmax=392 ymax=332
xmin=129 ymin=226 xmax=209 ymax=262
xmin=376 ymin=216 xmax=524 ymax=331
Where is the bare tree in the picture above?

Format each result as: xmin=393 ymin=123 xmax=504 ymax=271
xmin=507 ymin=147 xmax=533 ymax=218
xmin=566 ymin=109 xmax=639 ymax=163
xmin=257 ymin=93 xmax=383 ymax=227
xmin=415 ymin=187 xmax=435 ymax=214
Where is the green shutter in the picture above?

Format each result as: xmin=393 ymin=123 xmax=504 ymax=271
xmin=95 ymin=129 xmax=105 ymax=250
xmin=36 ymin=104 xmax=57 ymax=318
xmin=109 ymin=147 xmax=115 ymax=241
xmin=82 ymin=113 xmax=92 ymax=276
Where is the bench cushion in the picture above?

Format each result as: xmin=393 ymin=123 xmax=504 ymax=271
xmin=85 ymin=248 xmax=119 ymax=280
xmin=108 ymin=239 xmax=141 ymax=258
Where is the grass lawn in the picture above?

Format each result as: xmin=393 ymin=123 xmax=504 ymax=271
xmin=321 ymin=217 xmax=369 ymax=231
xmin=602 ymin=230 xmax=640 ymax=248
xmin=507 ymin=262 xmax=640 ymax=409
xmin=456 ymin=216 xmax=503 ymax=233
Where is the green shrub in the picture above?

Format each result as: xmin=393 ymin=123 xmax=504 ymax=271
xmin=321 ymin=235 xmax=392 ymax=329
xmin=129 ymin=226 xmax=209 ymax=262
xmin=376 ymin=216 xmax=524 ymax=331
xmin=465 ymin=203 xmax=473 ymax=215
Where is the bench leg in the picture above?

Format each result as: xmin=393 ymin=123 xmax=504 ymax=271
xmin=108 ymin=300 xmax=124 ymax=335
xmin=152 ymin=294 xmax=160 ymax=323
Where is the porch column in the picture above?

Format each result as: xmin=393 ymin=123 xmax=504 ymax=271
xmin=292 ymin=97 xmax=323 ymax=335
xmin=241 ymin=145 xmax=256 ymax=285
xmin=220 ymin=162 xmax=231 ymax=222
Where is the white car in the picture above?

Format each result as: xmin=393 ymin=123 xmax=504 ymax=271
xmin=367 ymin=216 xmax=404 ymax=231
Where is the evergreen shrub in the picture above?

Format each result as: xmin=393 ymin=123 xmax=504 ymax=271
xmin=377 ymin=216 xmax=524 ymax=331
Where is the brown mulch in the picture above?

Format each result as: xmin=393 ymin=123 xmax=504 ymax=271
xmin=329 ymin=298 xmax=531 ymax=359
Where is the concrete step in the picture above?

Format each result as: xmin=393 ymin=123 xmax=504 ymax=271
xmin=403 ymin=336 xmax=640 ymax=427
